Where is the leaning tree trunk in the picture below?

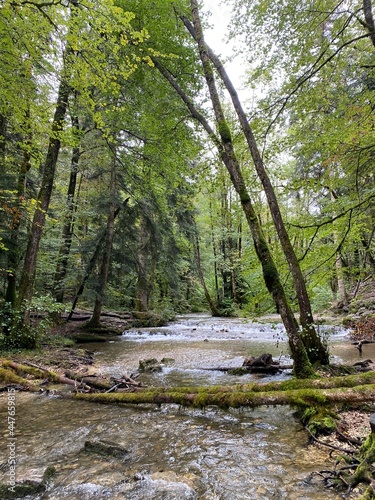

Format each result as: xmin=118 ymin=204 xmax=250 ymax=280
xmin=53 ymin=113 xmax=81 ymax=304
xmin=153 ymin=56 xmax=313 ymax=377
xmin=180 ymin=13 xmax=329 ymax=366
xmin=86 ymin=155 xmax=117 ymax=328
xmin=188 ymin=0 xmax=314 ymax=378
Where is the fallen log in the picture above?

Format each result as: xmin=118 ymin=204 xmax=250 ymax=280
xmin=22 ymin=361 xmax=93 ymax=391
xmin=72 ymin=383 xmax=375 ymax=408
xmin=0 ymin=360 xmax=93 ymax=392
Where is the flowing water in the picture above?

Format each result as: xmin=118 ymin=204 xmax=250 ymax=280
xmin=1 ymin=314 xmax=371 ymax=499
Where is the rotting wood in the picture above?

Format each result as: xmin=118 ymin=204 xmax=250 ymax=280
xmin=22 ymin=361 xmax=92 ymax=391
xmin=0 ymin=360 xmax=93 ymax=392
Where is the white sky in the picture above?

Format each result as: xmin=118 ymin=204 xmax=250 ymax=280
xmin=201 ymin=1 xmax=248 ymax=102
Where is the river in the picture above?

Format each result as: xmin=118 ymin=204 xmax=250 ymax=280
xmin=1 ymin=314 xmax=371 ymax=499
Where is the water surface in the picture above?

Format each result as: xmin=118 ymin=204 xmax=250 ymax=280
xmin=0 ymin=314 xmax=360 ymax=499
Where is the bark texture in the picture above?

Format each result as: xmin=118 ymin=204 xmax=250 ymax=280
xmin=86 ymin=157 xmax=117 ymax=327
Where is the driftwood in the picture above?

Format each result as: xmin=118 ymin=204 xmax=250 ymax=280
xmin=0 ymin=359 xmax=144 ymax=394
xmin=352 ymin=340 xmax=375 ymax=354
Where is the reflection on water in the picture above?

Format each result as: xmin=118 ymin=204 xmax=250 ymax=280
xmin=0 ymin=314 xmax=356 ymax=499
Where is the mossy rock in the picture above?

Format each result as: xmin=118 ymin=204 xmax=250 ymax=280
xmin=299 ymin=406 xmax=339 ymax=436
xmin=131 ymin=312 xmax=166 ymax=327
xmin=139 ymin=358 xmax=163 ymax=372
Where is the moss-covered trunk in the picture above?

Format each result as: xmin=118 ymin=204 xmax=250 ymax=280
xmin=189 ymin=0 xmax=314 ymax=378
xmin=180 ymin=12 xmax=329 ymax=367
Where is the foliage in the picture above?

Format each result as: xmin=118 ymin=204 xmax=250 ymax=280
xmin=0 ymin=0 xmax=374 ymax=354
xmin=0 ymin=296 xmax=66 ymax=349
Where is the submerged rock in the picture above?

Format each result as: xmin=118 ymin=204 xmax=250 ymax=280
xmin=84 ymin=440 xmax=131 ymax=459
xmin=138 ymin=358 xmax=163 ymax=372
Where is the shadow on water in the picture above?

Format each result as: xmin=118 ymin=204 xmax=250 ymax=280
xmin=0 ymin=314 xmax=358 ymax=499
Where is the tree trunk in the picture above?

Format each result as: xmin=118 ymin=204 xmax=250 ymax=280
xmin=68 ymin=199 xmax=128 ymax=320
xmin=189 ymin=0 xmax=314 ymax=378
xmin=17 ymin=74 xmax=71 ymax=316
xmin=4 ymin=110 xmax=32 ymax=307
xmin=329 ymin=183 xmax=348 ymax=305
xmin=53 ymin=114 xmax=81 ymax=303
xmin=0 ymin=114 xmax=6 ymax=166
xmin=180 ymin=14 xmax=329 ymax=366
xmin=154 ymin=56 xmax=313 ymax=376
xmin=135 ymin=208 xmax=150 ymax=312
xmin=209 ymin=201 xmax=220 ymax=304
xmin=363 ymin=0 xmax=375 ymax=48
xmin=86 ymin=155 xmax=117 ymax=327
xmin=193 ymin=220 xmax=222 ymax=316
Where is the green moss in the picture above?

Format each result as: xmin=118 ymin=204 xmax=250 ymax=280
xmin=299 ymin=405 xmax=339 ymax=436
xmin=238 ymin=187 xmax=251 ymax=204
xmin=0 ymin=367 xmax=30 ymax=386
xmin=218 ymin=119 xmax=232 ymax=143
xmin=1 ymin=360 xmax=46 ymax=379
xmin=202 ymin=58 xmax=214 ymax=78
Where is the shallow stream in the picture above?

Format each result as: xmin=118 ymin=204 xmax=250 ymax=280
xmin=1 ymin=314 xmax=373 ymax=499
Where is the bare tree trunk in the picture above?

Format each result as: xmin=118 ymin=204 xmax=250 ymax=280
xmin=193 ymin=221 xmax=222 ymax=317
xmin=209 ymin=201 xmax=220 ymax=304
xmin=181 ymin=13 xmax=329 ymax=366
xmin=68 ymin=199 xmax=127 ymax=320
xmin=363 ymin=0 xmax=375 ymax=48
xmin=4 ymin=110 xmax=32 ymax=307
